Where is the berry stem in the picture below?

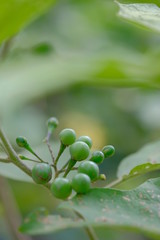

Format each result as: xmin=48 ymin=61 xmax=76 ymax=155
xmin=44 ymin=137 xmax=55 ymax=163
xmin=54 ymin=143 xmax=66 ymax=166
xmin=24 ymin=144 xmax=44 ymax=163
xmin=63 ymin=159 xmax=76 ymax=177
xmin=19 ymin=155 xmax=42 ymax=163
xmin=59 ymin=159 xmax=70 ymax=171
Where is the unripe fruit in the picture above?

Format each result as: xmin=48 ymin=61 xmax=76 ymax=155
xmin=47 ymin=117 xmax=59 ymax=131
xmin=78 ymin=160 xmax=99 ymax=181
xmin=59 ymin=128 xmax=76 ymax=146
xmin=90 ymin=151 xmax=104 ymax=164
xmin=72 ymin=173 xmax=91 ymax=194
xmin=77 ymin=136 xmax=92 ymax=149
xmin=16 ymin=136 xmax=28 ymax=148
xmin=51 ymin=178 xmax=72 ymax=199
xmin=69 ymin=141 xmax=90 ymax=161
xmin=32 ymin=163 xmax=52 ymax=184
xmin=102 ymin=145 xmax=115 ymax=158
xmin=99 ymin=174 xmax=106 ymax=181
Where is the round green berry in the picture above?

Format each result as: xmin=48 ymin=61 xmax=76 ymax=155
xmin=78 ymin=160 xmax=99 ymax=182
xmin=77 ymin=136 xmax=92 ymax=149
xmin=72 ymin=173 xmax=91 ymax=194
xmin=59 ymin=128 xmax=76 ymax=146
xmin=32 ymin=163 xmax=52 ymax=184
xmin=90 ymin=151 xmax=104 ymax=164
xmin=47 ymin=117 xmax=59 ymax=130
xmin=69 ymin=141 xmax=90 ymax=161
xmin=102 ymin=145 xmax=115 ymax=158
xmin=16 ymin=136 xmax=28 ymax=148
xmin=99 ymin=174 xmax=106 ymax=181
xmin=51 ymin=178 xmax=72 ymax=199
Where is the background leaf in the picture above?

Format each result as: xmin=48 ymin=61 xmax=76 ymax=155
xmin=117 ymin=140 xmax=160 ymax=178
xmin=0 ymin=0 xmax=55 ymax=44
xmin=116 ymin=1 xmax=160 ymax=32
xmin=107 ymin=141 xmax=160 ymax=189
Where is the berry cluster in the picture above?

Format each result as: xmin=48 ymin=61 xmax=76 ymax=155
xmin=16 ymin=117 xmax=115 ymax=200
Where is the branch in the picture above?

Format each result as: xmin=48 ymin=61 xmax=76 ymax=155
xmin=0 ymin=157 xmax=11 ymax=163
xmin=0 ymin=128 xmax=32 ymax=176
xmin=0 ymin=127 xmax=51 ymax=189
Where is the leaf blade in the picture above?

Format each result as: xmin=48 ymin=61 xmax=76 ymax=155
xmin=116 ymin=1 xmax=160 ymax=32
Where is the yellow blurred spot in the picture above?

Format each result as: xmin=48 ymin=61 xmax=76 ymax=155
xmin=60 ymin=112 xmax=107 ymax=149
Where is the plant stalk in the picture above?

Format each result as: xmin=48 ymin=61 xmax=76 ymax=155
xmin=0 ymin=176 xmax=32 ymax=240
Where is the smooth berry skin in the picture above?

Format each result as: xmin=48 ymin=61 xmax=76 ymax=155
xmin=77 ymin=136 xmax=92 ymax=149
xmin=90 ymin=151 xmax=104 ymax=164
xmin=59 ymin=128 xmax=76 ymax=146
xmin=69 ymin=141 xmax=90 ymax=161
xmin=72 ymin=173 xmax=91 ymax=194
xmin=78 ymin=160 xmax=99 ymax=182
xmin=102 ymin=145 xmax=115 ymax=158
xmin=16 ymin=136 xmax=28 ymax=148
xmin=51 ymin=178 xmax=72 ymax=199
xmin=32 ymin=163 xmax=52 ymax=184
xmin=47 ymin=117 xmax=59 ymax=130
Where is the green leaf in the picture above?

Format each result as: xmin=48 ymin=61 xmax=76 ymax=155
xmin=20 ymin=177 xmax=160 ymax=238
xmin=110 ymin=141 xmax=160 ymax=189
xmin=110 ymin=163 xmax=160 ymax=190
xmin=19 ymin=207 xmax=85 ymax=235
xmin=1 ymin=51 xmax=160 ymax=117
xmin=0 ymin=0 xmax=55 ymax=44
xmin=116 ymin=1 xmax=160 ymax=32
xmin=117 ymin=140 xmax=160 ymax=177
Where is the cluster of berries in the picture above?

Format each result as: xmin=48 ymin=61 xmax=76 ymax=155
xmin=16 ymin=117 xmax=115 ymax=200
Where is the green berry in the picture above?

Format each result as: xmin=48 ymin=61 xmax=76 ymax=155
xmin=16 ymin=136 xmax=28 ymax=148
xmin=99 ymin=174 xmax=106 ymax=181
xmin=102 ymin=145 xmax=115 ymax=158
xmin=77 ymin=136 xmax=92 ymax=149
xmin=78 ymin=160 xmax=99 ymax=182
xmin=90 ymin=151 xmax=104 ymax=164
xmin=72 ymin=173 xmax=91 ymax=194
xmin=59 ymin=128 xmax=76 ymax=146
xmin=51 ymin=178 xmax=72 ymax=199
xmin=69 ymin=141 xmax=90 ymax=161
xmin=32 ymin=163 xmax=52 ymax=184
xmin=47 ymin=117 xmax=59 ymax=131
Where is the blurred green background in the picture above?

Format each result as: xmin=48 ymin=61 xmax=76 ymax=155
xmin=0 ymin=0 xmax=160 ymax=239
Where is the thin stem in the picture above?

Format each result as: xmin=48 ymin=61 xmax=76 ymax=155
xmin=19 ymin=155 xmax=41 ymax=164
xmin=0 ymin=176 xmax=33 ymax=240
xmin=45 ymin=138 xmax=55 ymax=163
xmin=0 ymin=37 xmax=14 ymax=60
xmin=0 ymin=157 xmax=11 ymax=163
xmin=59 ymin=159 xmax=70 ymax=171
xmin=106 ymin=178 xmax=122 ymax=188
xmin=0 ymin=141 xmax=8 ymax=153
xmin=25 ymin=145 xmax=44 ymax=163
xmin=54 ymin=143 xmax=66 ymax=166
xmin=63 ymin=159 xmax=76 ymax=177
xmin=75 ymin=211 xmax=98 ymax=240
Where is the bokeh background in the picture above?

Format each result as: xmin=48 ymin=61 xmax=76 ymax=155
xmin=0 ymin=0 xmax=160 ymax=239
